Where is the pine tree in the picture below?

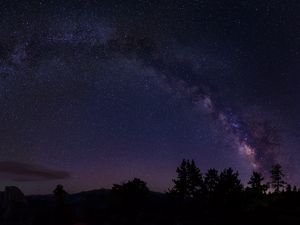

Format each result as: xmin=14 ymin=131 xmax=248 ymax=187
xmin=171 ymin=159 xmax=189 ymax=198
xmin=204 ymin=168 xmax=219 ymax=193
xmin=170 ymin=159 xmax=203 ymax=199
xmin=218 ymin=168 xmax=243 ymax=202
xmin=187 ymin=160 xmax=203 ymax=197
xmin=270 ymin=164 xmax=286 ymax=193
xmin=248 ymin=171 xmax=268 ymax=194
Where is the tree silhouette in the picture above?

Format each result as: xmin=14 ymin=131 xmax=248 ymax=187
xmin=170 ymin=159 xmax=202 ymax=199
xmin=218 ymin=168 xmax=243 ymax=206
xmin=204 ymin=168 xmax=219 ymax=194
xmin=203 ymin=168 xmax=220 ymax=207
xmin=112 ymin=178 xmax=149 ymax=195
xmin=248 ymin=171 xmax=268 ymax=195
xmin=286 ymin=184 xmax=292 ymax=192
xmin=112 ymin=178 xmax=150 ymax=206
xmin=186 ymin=159 xmax=203 ymax=197
xmin=53 ymin=184 xmax=71 ymax=225
xmin=219 ymin=168 xmax=243 ymax=192
xmin=170 ymin=159 xmax=189 ymax=198
xmin=53 ymin=184 xmax=68 ymax=205
xmin=270 ymin=164 xmax=286 ymax=193
xmin=292 ymin=185 xmax=297 ymax=192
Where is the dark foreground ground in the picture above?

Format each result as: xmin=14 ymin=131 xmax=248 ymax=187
xmin=1 ymin=187 xmax=300 ymax=225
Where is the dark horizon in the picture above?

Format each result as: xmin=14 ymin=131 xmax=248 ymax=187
xmin=0 ymin=160 xmax=293 ymax=196
xmin=1 ymin=161 xmax=298 ymax=225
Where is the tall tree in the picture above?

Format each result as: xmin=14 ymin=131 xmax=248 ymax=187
xmin=187 ymin=159 xmax=203 ymax=197
xmin=248 ymin=171 xmax=268 ymax=195
xmin=170 ymin=159 xmax=202 ymax=199
xmin=204 ymin=168 xmax=219 ymax=193
xmin=171 ymin=159 xmax=189 ymax=198
xmin=218 ymin=168 xmax=243 ymax=203
xmin=270 ymin=164 xmax=286 ymax=193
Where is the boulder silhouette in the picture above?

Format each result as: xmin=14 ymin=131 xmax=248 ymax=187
xmin=0 ymin=186 xmax=30 ymax=225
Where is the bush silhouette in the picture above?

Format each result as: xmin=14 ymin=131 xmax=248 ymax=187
xmin=112 ymin=178 xmax=150 ymax=208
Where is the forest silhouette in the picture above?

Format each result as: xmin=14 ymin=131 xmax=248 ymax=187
xmin=1 ymin=159 xmax=300 ymax=225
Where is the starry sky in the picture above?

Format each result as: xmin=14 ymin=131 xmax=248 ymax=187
xmin=1 ymin=0 xmax=300 ymax=194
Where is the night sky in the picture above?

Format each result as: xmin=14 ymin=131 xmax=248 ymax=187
xmin=1 ymin=0 xmax=300 ymax=194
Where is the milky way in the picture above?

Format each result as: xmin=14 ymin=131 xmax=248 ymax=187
xmin=0 ymin=0 xmax=300 ymax=194
xmin=151 ymin=72 xmax=282 ymax=176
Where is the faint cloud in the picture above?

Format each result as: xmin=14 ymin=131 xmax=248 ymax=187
xmin=0 ymin=161 xmax=71 ymax=182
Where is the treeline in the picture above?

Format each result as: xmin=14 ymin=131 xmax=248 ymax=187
xmin=169 ymin=159 xmax=292 ymax=198
xmin=4 ymin=159 xmax=300 ymax=225
xmin=104 ymin=159 xmax=300 ymax=224
xmin=111 ymin=159 xmax=294 ymax=201
xmin=108 ymin=159 xmax=298 ymax=209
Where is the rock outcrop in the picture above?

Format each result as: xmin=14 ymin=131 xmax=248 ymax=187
xmin=0 ymin=186 xmax=31 ymax=225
